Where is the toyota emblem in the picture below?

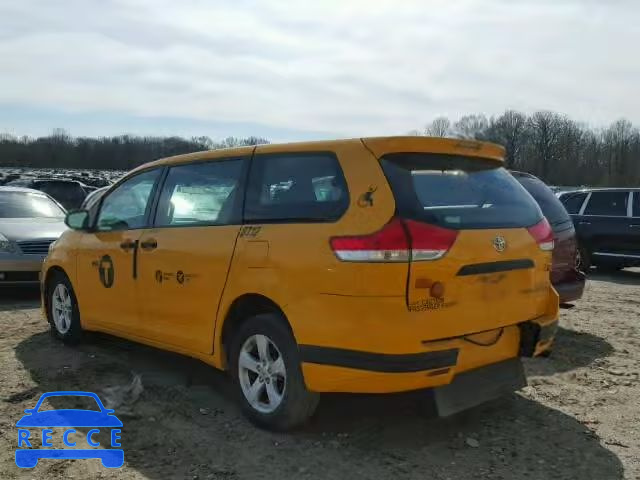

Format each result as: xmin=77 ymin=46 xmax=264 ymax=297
xmin=493 ymin=236 xmax=506 ymax=252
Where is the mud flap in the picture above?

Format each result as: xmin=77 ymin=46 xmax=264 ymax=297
xmin=433 ymin=358 xmax=526 ymax=417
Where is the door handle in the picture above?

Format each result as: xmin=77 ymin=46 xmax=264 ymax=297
xmin=578 ymin=221 xmax=591 ymax=225
xmin=140 ymin=239 xmax=158 ymax=251
xmin=120 ymin=240 xmax=137 ymax=251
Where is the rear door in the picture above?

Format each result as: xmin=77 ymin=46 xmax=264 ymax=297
xmin=381 ymin=154 xmax=552 ymax=337
xmin=135 ymin=157 xmax=247 ymax=353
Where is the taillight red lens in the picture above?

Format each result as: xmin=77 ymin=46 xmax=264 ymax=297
xmin=527 ymin=218 xmax=554 ymax=251
xmin=404 ymin=220 xmax=459 ymax=260
xmin=330 ymin=217 xmax=458 ymax=262
xmin=330 ymin=217 xmax=409 ymax=262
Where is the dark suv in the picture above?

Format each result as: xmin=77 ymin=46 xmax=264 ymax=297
xmin=557 ymin=188 xmax=640 ymax=271
xmin=511 ymin=171 xmax=585 ymax=303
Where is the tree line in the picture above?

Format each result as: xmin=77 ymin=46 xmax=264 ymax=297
xmin=417 ymin=111 xmax=640 ymax=187
xmin=1 ymin=111 xmax=639 ymax=186
xmin=0 ymin=130 xmax=269 ymax=171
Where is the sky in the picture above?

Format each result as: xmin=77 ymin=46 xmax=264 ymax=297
xmin=0 ymin=0 xmax=638 ymax=141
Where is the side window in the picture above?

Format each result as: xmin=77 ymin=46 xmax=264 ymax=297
xmin=583 ymin=191 xmax=629 ymax=217
xmin=155 ymin=159 xmax=244 ymax=227
xmin=561 ymin=192 xmax=587 ymax=215
xmin=96 ymin=169 xmax=161 ymax=231
xmin=633 ymin=192 xmax=640 ymax=217
xmin=245 ymin=153 xmax=348 ymax=222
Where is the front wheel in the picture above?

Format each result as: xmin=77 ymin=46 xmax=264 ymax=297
xmin=229 ymin=313 xmax=319 ymax=430
xmin=47 ymin=271 xmax=82 ymax=344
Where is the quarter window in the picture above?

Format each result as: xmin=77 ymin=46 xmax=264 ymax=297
xmin=245 ymin=153 xmax=348 ymax=222
xmin=583 ymin=191 xmax=629 ymax=217
xmin=96 ymin=169 xmax=161 ymax=231
xmin=155 ymin=159 xmax=245 ymax=227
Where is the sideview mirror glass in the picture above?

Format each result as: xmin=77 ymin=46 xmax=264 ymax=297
xmin=65 ymin=210 xmax=90 ymax=231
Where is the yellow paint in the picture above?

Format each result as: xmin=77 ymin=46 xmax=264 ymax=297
xmin=42 ymin=136 xmax=558 ymax=394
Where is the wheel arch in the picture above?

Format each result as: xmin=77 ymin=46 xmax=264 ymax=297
xmin=218 ymin=293 xmax=293 ymax=370
xmin=42 ymin=265 xmax=70 ymax=320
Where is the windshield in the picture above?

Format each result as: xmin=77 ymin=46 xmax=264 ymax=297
xmin=0 ymin=191 xmax=65 ymax=218
xmin=381 ymin=153 xmax=543 ymax=229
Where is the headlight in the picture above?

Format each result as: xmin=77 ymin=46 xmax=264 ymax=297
xmin=0 ymin=234 xmax=19 ymax=254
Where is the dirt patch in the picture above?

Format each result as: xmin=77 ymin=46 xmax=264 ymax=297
xmin=0 ymin=271 xmax=638 ymax=479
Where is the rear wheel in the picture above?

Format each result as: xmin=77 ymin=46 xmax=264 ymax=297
xmin=229 ymin=313 xmax=319 ymax=430
xmin=47 ymin=272 xmax=82 ymax=344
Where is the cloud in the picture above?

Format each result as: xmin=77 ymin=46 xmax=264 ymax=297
xmin=0 ymin=0 xmax=638 ymax=138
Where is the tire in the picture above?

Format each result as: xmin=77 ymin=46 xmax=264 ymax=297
xmin=228 ymin=313 xmax=319 ymax=431
xmin=577 ymin=246 xmax=591 ymax=273
xmin=46 ymin=271 xmax=82 ymax=344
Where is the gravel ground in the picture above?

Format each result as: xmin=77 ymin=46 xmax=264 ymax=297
xmin=0 ymin=270 xmax=638 ymax=480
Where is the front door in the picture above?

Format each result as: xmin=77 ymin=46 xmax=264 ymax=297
xmin=136 ymin=157 xmax=246 ymax=353
xmin=75 ymin=168 xmax=162 ymax=334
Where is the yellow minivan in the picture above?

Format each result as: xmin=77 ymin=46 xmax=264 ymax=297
xmin=43 ymin=137 xmax=558 ymax=430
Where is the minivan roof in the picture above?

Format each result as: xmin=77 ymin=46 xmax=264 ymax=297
xmin=131 ymin=136 xmax=506 ymax=174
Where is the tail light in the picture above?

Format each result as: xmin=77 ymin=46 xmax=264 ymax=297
xmin=330 ymin=217 xmax=458 ymax=262
xmin=527 ymin=218 xmax=554 ymax=251
xmin=404 ymin=219 xmax=459 ymax=261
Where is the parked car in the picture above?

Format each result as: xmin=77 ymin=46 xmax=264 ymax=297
xmin=43 ymin=137 xmax=559 ymax=430
xmin=80 ymin=186 xmax=110 ymax=210
xmin=558 ymin=188 xmax=640 ymax=271
xmin=0 ymin=187 xmax=67 ymax=284
xmin=511 ymin=171 xmax=585 ymax=304
xmin=5 ymin=178 xmax=89 ymax=210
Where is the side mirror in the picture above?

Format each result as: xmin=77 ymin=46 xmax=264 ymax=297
xmin=65 ymin=210 xmax=90 ymax=231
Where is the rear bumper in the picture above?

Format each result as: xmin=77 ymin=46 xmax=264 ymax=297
xmin=552 ymin=270 xmax=585 ymax=303
xmin=0 ymin=256 xmax=45 ymax=284
xmin=301 ymin=317 xmax=557 ymax=394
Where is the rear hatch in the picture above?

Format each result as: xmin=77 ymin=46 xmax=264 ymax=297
xmin=379 ymin=152 xmax=553 ymax=339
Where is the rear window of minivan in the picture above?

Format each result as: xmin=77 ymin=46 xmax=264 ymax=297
xmin=381 ymin=153 xmax=542 ymax=229
xmin=514 ymin=174 xmax=573 ymax=232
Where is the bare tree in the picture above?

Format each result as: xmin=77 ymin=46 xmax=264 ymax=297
xmin=425 ymin=117 xmax=451 ymax=137
xmin=453 ymin=114 xmax=488 ymax=140
xmin=527 ymin=111 xmax=564 ymax=179
xmin=486 ymin=111 xmax=528 ymax=169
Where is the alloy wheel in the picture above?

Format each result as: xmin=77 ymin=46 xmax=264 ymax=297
xmin=52 ymin=283 xmax=72 ymax=334
xmin=238 ymin=334 xmax=287 ymax=414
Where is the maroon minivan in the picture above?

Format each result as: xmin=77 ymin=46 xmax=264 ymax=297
xmin=511 ymin=171 xmax=585 ymax=304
